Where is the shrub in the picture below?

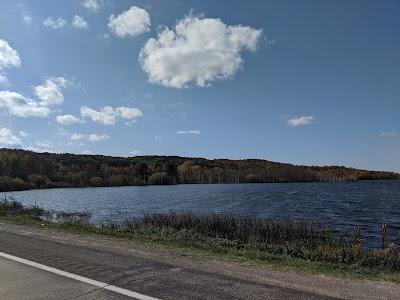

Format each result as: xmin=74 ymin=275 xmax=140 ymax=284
xmin=148 ymin=172 xmax=173 ymax=185
xmin=89 ymin=176 xmax=103 ymax=187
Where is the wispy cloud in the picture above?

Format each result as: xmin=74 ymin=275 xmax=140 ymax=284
xmin=380 ymin=131 xmax=400 ymax=137
xmin=129 ymin=150 xmax=141 ymax=155
xmin=43 ymin=17 xmax=67 ymax=29
xmin=168 ymin=102 xmax=183 ymax=108
xmin=287 ymin=116 xmax=314 ymax=126
xmin=177 ymin=130 xmax=201 ymax=135
xmin=19 ymin=130 xmax=28 ymax=137
xmin=81 ymin=0 xmax=104 ymax=12
xmin=71 ymin=133 xmax=109 ymax=142
xmin=22 ymin=14 xmax=32 ymax=26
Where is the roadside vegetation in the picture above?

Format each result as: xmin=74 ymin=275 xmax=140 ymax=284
xmin=1 ymin=197 xmax=399 ymax=282
xmin=1 ymin=148 xmax=399 ymax=192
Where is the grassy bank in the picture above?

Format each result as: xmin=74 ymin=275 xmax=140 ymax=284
xmin=1 ymin=198 xmax=400 ymax=282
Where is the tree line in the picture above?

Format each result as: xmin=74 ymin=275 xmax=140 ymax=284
xmin=0 ymin=148 xmax=398 ymax=192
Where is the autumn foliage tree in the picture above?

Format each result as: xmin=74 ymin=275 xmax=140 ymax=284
xmin=0 ymin=148 xmax=398 ymax=192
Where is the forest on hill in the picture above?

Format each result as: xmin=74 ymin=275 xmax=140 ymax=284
xmin=0 ymin=148 xmax=398 ymax=192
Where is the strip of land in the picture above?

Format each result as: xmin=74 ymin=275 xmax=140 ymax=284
xmin=1 ymin=148 xmax=399 ymax=192
xmin=0 ymin=221 xmax=399 ymax=300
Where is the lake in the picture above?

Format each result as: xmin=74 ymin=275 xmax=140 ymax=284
xmin=2 ymin=180 xmax=400 ymax=248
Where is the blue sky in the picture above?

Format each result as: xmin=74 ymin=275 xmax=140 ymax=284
xmin=0 ymin=0 xmax=399 ymax=172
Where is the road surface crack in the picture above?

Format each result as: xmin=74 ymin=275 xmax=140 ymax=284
xmin=63 ymin=284 xmax=110 ymax=299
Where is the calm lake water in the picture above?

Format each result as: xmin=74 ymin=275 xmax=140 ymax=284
xmin=2 ymin=180 xmax=400 ymax=248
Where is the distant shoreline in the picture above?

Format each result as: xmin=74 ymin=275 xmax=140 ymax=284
xmin=1 ymin=148 xmax=399 ymax=193
xmin=1 ymin=178 xmax=399 ymax=194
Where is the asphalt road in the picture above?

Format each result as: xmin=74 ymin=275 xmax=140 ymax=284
xmin=0 ymin=256 xmax=133 ymax=299
xmin=0 ymin=222 xmax=399 ymax=300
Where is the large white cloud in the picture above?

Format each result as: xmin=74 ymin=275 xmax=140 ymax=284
xmin=0 ymin=39 xmax=21 ymax=84
xmin=0 ymin=127 xmax=21 ymax=146
xmin=33 ymin=77 xmax=69 ymax=106
xmin=1 ymin=77 xmax=69 ymax=118
xmin=0 ymin=91 xmax=50 ymax=117
xmin=56 ymin=114 xmax=81 ymax=125
xmin=287 ymin=116 xmax=314 ymax=126
xmin=108 ymin=6 xmax=150 ymax=38
xmin=80 ymin=105 xmax=143 ymax=125
xmin=139 ymin=15 xmax=262 ymax=88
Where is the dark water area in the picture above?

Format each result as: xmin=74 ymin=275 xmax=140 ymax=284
xmin=2 ymin=180 xmax=400 ymax=248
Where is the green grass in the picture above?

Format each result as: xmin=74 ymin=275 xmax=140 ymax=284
xmin=1 ymin=199 xmax=400 ymax=283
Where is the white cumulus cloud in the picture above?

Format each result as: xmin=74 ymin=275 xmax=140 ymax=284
xmin=43 ymin=17 xmax=67 ymax=29
xmin=0 ymin=39 xmax=21 ymax=70
xmin=80 ymin=105 xmax=143 ymax=125
xmin=1 ymin=77 xmax=70 ymax=118
xmin=116 ymin=106 xmax=143 ymax=119
xmin=72 ymin=15 xmax=88 ymax=29
xmin=176 ymin=130 xmax=201 ymax=135
xmin=71 ymin=132 xmax=109 ymax=142
xmin=287 ymin=116 xmax=314 ymax=126
xmin=71 ymin=133 xmax=85 ymax=141
xmin=0 ymin=127 xmax=21 ymax=146
xmin=33 ymin=77 xmax=69 ymax=106
xmin=0 ymin=91 xmax=50 ymax=117
xmin=0 ymin=39 xmax=21 ymax=84
xmin=56 ymin=114 xmax=81 ymax=125
xmin=139 ymin=15 xmax=262 ymax=88
xmin=108 ymin=6 xmax=150 ymax=38
xmin=80 ymin=106 xmax=116 ymax=125
xmin=88 ymin=133 xmax=109 ymax=142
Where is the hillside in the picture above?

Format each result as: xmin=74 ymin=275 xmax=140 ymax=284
xmin=0 ymin=148 xmax=398 ymax=192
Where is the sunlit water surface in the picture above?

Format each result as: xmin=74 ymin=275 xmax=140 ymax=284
xmin=2 ymin=180 xmax=400 ymax=248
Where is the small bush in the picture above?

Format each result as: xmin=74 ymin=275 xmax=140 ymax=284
xmin=0 ymin=197 xmax=46 ymax=220
xmin=55 ymin=211 xmax=92 ymax=224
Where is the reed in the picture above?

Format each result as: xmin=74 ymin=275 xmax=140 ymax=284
xmin=122 ymin=212 xmax=336 ymax=248
xmin=1 ymin=198 xmax=399 ymax=273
